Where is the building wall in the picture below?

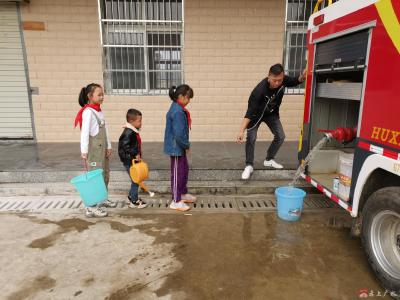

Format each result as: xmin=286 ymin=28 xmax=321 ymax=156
xmin=20 ymin=0 xmax=304 ymax=143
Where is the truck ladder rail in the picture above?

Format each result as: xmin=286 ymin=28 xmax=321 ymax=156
xmin=314 ymin=0 xmax=334 ymax=13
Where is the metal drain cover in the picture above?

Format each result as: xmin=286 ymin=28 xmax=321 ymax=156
xmin=236 ymin=197 xmax=276 ymax=211
xmin=0 ymin=194 xmax=337 ymax=213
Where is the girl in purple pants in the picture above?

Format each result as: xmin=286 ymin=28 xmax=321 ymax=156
xmin=163 ymin=84 xmax=196 ymax=212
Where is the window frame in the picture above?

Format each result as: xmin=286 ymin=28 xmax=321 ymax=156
xmin=283 ymin=0 xmax=317 ymax=94
xmin=98 ymin=0 xmax=185 ymax=95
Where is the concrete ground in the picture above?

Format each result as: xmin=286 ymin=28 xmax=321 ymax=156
xmin=0 ymin=141 xmax=391 ymax=299
xmin=0 ymin=141 xmax=299 ymax=171
xmin=0 ymin=207 xmax=390 ymax=300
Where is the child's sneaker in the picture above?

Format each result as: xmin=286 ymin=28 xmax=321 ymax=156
xmin=181 ymin=193 xmax=196 ymax=203
xmin=169 ymin=201 xmax=190 ymax=212
xmin=85 ymin=207 xmax=108 ymax=218
xmin=128 ymin=199 xmax=148 ymax=209
xmin=100 ymin=199 xmax=117 ymax=208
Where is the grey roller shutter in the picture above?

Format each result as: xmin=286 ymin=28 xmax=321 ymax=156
xmin=315 ymin=30 xmax=369 ymax=71
xmin=0 ymin=2 xmax=33 ymax=138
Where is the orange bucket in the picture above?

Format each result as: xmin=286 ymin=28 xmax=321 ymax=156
xmin=129 ymin=160 xmax=149 ymax=184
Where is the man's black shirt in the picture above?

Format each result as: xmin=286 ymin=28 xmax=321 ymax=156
xmin=245 ymin=75 xmax=301 ymax=129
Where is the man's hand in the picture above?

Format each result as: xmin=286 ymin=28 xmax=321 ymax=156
xmin=106 ymin=149 xmax=112 ymax=158
xmin=236 ymin=131 xmax=245 ymax=144
xmin=299 ymin=69 xmax=307 ymax=82
xmin=81 ymin=153 xmax=88 ymax=160
xmin=237 ymin=118 xmax=250 ymax=144
xmin=135 ymin=154 xmax=141 ymax=161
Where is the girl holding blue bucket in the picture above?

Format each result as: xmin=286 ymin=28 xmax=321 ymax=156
xmin=74 ymin=83 xmax=117 ymax=217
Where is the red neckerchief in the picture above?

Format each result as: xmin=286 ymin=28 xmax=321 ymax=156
xmin=136 ymin=132 xmax=142 ymax=156
xmin=177 ymin=100 xmax=192 ymax=130
xmin=74 ymin=104 xmax=101 ymax=129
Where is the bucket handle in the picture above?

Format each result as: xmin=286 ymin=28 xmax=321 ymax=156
xmin=82 ymin=159 xmax=89 ymax=172
xmin=82 ymin=158 xmax=89 ymax=180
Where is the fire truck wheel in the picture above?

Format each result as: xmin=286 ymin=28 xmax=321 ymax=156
xmin=361 ymin=187 xmax=400 ymax=293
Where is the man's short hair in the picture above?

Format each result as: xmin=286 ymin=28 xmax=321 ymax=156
xmin=126 ymin=109 xmax=142 ymax=122
xmin=269 ymin=63 xmax=284 ymax=76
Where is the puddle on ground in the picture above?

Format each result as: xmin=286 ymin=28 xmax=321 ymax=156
xmin=104 ymin=282 xmax=144 ymax=300
xmin=82 ymin=277 xmax=95 ymax=287
xmin=20 ymin=215 xmax=95 ymax=250
xmin=118 ymin=212 xmax=387 ymax=300
xmin=11 ymin=211 xmax=388 ymax=299
xmin=107 ymin=220 xmax=136 ymax=233
xmin=6 ymin=275 xmax=56 ymax=300
xmin=19 ymin=214 xmax=137 ymax=249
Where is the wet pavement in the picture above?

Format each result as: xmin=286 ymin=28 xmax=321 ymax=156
xmin=0 ymin=141 xmax=299 ymax=171
xmin=0 ymin=209 xmax=390 ymax=300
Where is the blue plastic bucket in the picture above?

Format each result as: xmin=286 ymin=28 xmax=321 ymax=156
xmin=70 ymin=169 xmax=108 ymax=206
xmin=275 ymin=186 xmax=306 ymax=221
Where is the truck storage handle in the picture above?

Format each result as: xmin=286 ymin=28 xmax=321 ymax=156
xmin=315 ymin=65 xmax=366 ymax=73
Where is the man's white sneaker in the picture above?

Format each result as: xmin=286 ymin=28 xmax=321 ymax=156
xmin=182 ymin=193 xmax=197 ymax=203
xmin=241 ymin=165 xmax=253 ymax=180
xmin=263 ymin=159 xmax=284 ymax=169
xmin=85 ymin=207 xmax=108 ymax=218
xmin=169 ymin=201 xmax=190 ymax=212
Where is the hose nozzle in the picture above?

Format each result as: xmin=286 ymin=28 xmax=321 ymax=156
xmin=318 ymin=127 xmax=357 ymax=143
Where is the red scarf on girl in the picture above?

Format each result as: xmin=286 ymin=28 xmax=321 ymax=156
xmin=177 ymin=101 xmax=192 ymax=130
xmin=74 ymin=103 xmax=101 ymax=129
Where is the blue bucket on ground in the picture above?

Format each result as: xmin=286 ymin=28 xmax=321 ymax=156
xmin=275 ymin=186 xmax=306 ymax=221
xmin=70 ymin=169 xmax=108 ymax=206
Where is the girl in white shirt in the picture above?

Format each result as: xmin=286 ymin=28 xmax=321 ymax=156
xmin=74 ymin=83 xmax=116 ymax=217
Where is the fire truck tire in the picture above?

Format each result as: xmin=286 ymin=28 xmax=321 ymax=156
xmin=361 ymin=187 xmax=400 ymax=293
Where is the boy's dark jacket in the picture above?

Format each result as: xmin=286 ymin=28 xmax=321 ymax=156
xmin=118 ymin=128 xmax=140 ymax=166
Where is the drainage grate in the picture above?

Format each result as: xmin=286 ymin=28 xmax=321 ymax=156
xmin=236 ymin=197 xmax=276 ymax=211
xmin=142 ymin=198 xmax=170 ymax=209
xmin=191 ymin=198 xmax=237 ymax=210
xmin=0 ymin=197 xmax=83 ymax=212
xmin=0 ymin=195 xmax=338 ymax=213
xmin=120 ymin=198 xmax=238 ymax=211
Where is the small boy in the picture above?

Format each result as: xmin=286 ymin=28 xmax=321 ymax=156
xmin=118 ymin=109 xmax=148 ymax=209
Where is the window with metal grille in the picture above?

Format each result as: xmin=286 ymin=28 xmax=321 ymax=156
xmin=98 ymin=0 xmax=184 ymax=95
xmin=284 ymin=0 xmax=317 ymax=94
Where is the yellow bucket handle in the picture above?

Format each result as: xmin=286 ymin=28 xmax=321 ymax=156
xmin=313 ymin=0 xmax=333 ymax=13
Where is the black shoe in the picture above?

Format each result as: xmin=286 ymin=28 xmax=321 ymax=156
xmin=128 ymin=199 xmax=148 ymax=209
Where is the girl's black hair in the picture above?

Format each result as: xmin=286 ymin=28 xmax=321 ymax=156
xmin=78 ymin=83 xmax=102 ymax=107
xmin=168 ymin=84 xmax=194 ymax=102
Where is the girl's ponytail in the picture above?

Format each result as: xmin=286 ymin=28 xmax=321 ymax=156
xmin=169 ymin=84 xmax=193 ymax=102
xmin=169 ymin=85 xmax=177 ymax=101
xmin=78 ymin=87 xmax=89 ymax=107
xmin=78 ymin=83 xmax=102 ymax=107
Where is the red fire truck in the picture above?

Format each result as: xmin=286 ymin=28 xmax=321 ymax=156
xmin=298 ymin=0 xmax=400 ymax=292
